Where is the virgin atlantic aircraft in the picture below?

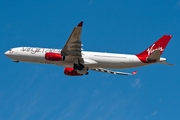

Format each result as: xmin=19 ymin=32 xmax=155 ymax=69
xmin=4 ymin=22 xmax=174 ymax=76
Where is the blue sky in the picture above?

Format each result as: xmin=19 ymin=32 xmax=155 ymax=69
xmin=1 ymin=0 xmax=180 ymax=120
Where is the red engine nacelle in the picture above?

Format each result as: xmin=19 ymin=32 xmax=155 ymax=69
xmin=64 ymin=67 xmax=83 ymax=76
xmin=45 ymin=53 xmax=62 ymax=61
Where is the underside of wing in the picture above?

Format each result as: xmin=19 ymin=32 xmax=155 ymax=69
xmin=90 ymin=68 xmax=138 ymax=75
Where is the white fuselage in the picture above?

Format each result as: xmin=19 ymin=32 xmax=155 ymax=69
xmin=4 ymin=47 xmax=150 ymax=69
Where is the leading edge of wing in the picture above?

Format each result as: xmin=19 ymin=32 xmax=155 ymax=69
xmin=90 ymin=68 xmax=138 ymax=75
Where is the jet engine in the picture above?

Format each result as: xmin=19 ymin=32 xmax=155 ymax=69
xmin=64 ymin=67 xmax=83 ymax=76
xmin=45 ymin=53 xmax=62 ymax=61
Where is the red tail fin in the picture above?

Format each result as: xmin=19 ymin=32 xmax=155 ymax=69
xmin=136 ymin=35 xmax=172 ymax=63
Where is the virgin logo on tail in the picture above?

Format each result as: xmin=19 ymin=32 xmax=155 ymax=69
xmin=136 ymin=35 xmax=172 ymax=63
xmin=147 ymin=44 xmax=164 ymax=55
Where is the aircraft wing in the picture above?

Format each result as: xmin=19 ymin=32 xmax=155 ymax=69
xmin=90 ymin=68 xmax=138 ymax=75
xmin=61 ymin=21 xmax=83 ymax=62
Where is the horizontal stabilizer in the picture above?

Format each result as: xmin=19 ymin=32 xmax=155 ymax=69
xmin=147 ymin=50 xmax=160 ymax=61
xmin=159 ymin=61 xmax=175 ymax=66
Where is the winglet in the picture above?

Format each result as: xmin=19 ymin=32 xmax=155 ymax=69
xmin=77 ymin=21 xmax=83 ymax=27
xmin=131 ymin=71 xmax=138 ymax=75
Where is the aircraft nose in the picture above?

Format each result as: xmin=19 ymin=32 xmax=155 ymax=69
xmin=4 ymin=51 xmax=9 ymax=56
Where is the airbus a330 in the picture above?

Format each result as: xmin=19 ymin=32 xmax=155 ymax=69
xmin=4 ymin=22 xmax=173 ymax=76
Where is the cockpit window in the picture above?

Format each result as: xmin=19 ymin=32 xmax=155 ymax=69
xmin=9 ymin=49 xmax=12 ymax=51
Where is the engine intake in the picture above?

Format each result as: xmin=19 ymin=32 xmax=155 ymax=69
xmin=64 ymin=67 xmax=83 ymax=76
xmin=45 ymin=53 xmax=62 ymax=61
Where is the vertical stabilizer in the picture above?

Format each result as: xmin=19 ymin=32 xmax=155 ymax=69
xmin=136 ymin=35 xmax=172 ymax=63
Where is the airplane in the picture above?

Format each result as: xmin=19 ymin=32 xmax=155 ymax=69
xmin=4 ymin=21 xmax=174 ymax=76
